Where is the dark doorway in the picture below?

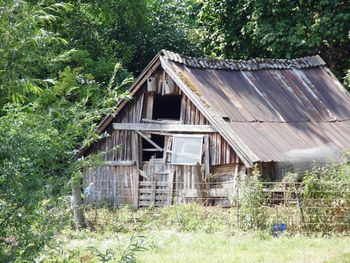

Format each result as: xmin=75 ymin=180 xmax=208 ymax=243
xmin=152 ymin=95 xmax=181 ymax=120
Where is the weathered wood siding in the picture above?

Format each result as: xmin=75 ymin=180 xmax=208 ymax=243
xmin=84 ymin=165 xmax=139 ymax=207
xmin=83 ymin=66 xmax=246 ymax=207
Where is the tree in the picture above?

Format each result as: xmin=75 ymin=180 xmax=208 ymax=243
xmin=198 ymin=0 xmax=350 ymax=80
xmin=0 ymin=1 xmax=72 ymax=109
xmin=0 ymin=106 xmax=70 ymax=261
xmin=0 ymin=64 xmax=131 ymax=261
xmin=128 ymin=0 xmax=203 ymax=74
xmin=55 ymin=0 xmax=203 ymax=77
xmin=56 ymin=0 xmax=147 ymax=81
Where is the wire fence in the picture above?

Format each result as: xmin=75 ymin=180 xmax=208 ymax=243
xmin=83 ymin=179 xmax=350 ymax=235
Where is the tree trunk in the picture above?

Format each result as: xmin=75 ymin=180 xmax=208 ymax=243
xmin=72 ymin=186 xmax=86 ymax=228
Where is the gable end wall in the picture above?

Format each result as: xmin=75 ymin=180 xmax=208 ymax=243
xmin=86 ymin=67 xmax=243 ymax=167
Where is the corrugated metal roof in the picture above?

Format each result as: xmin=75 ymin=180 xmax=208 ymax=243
xmin=161 ymin=50 xmax=350 ymax=162
xmin=227 ymin=122 xmax=350 ymax=162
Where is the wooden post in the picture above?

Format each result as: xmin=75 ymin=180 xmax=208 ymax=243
xmin=167 ymin=170 xmax=175 ymax=205
xmin=132 ymin=131 xmax=140 ymax=168
xmin=236 ymin=173 xmax=241 ymax=229
xmin=72 ymin=186 xmax=86 ymax=228
xmin=132 ymin=168 xmax=139 ymax=208
xmin=296 ymin=185 xmax=308 ymax=234
xmin=180 ymin=95 xmax=186 ymax=124
xmin=204 ymin=135 xmax=210 ymax=178
xmin=144 ymin=94 xmax=154 ymax=120
xmin=150 ymin=159 xmax=156 ymax=206
xmin=196 ymin=163 xmax=205 ymax=204
xmin=233 ymin=155 xmax=240 ymax=204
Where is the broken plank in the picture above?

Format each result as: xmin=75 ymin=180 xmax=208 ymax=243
xmin=137 ymin=131 xmax=163 ymax=151
xmin=139 ymin=169 xmax=151 ymax=180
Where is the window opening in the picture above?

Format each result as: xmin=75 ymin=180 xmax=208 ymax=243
xmin=171 ymin=135 xmax=203 ymax=165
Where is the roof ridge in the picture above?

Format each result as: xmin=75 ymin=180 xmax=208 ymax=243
xmin=160 ymin=49 xmax=326 ymax=70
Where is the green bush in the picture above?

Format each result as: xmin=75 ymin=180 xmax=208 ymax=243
xmin=0 ymin=48 xmax=130 ymax=262
xmin=0 ymin=109 xmax=72 ymax=262
xmin=238 ymin=172 xmax=269 ymax=231
xmin=39 ymin=233 xmax=149 ymax=263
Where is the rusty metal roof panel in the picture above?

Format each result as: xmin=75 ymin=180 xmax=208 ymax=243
xmin=174 ymin=66 xmax=248 ymax=121
xmin=302 ymin=68 xmax=350 ymax=120
xmin=171 ymin=62 xmax=350 ymax=123
xmin=161 ymin=50 xmax=350 ymax=162
xmin=228 ymin=122 xmax=350 ymax=162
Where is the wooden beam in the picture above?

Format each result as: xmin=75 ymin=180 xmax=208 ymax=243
xmin=136 ymin=131 xmax=163 ymax=151
xmin=106 ymin=161 xmax=135 ymax=166
xmin=142 ymin=118 xmax=181 ymax=124
xmin=113 ymin=123 xmax=216 ymax=132
xmin=142 ymin=148 xmax=161 ymax=152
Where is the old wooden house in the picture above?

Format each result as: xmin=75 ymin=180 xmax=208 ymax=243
xmin=78 ymin=50 xmax=350 ymax=208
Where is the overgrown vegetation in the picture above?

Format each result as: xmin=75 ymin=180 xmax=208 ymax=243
xmin=4 ymin=160 xmax=349 ymax=261
xmin=1 ymin=0 xmax=349 ymax=261
xmin=302 ymin=162 xmax=350 ymax=233
xmin=82 ymin=204 xmax=234 ymax=234
xmin=235 ymin=161 xmax=350 ymax=235
xmin=77 ymin=162 xmax=350 ymax=237
xmin=39 ymin=233 xmax=149 ymax=263
xmin=38 ymin=195 xmax=350 ymax=262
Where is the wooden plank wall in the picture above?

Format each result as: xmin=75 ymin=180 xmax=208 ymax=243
xmin=87 ymin=86 xmax=145 ymax=163
xmin=139 ymin=159 xmax=173 ymax=207
xmin=139 ymin=161 xmax=207 ymax=205
xmin=84 ymin=165 xmax=139 ymax=207
xmin=83 ymin=66 xmax=246 ymax=207
xmin=172 ymin=164 xmax=205 ymax=204
xmin=209 ymin=163 xmax=247 ymax=206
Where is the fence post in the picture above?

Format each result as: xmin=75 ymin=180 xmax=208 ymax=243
xmin=295 ymin=183 xmax=307 ymax=234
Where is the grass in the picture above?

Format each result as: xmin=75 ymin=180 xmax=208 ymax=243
xmin=40 ymin=204 xmax=350 ymax=263
xmin=140 ymin=231 xmax=350 ymax=263
xmin=44 ymin=230 xmax=350 ymax=263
